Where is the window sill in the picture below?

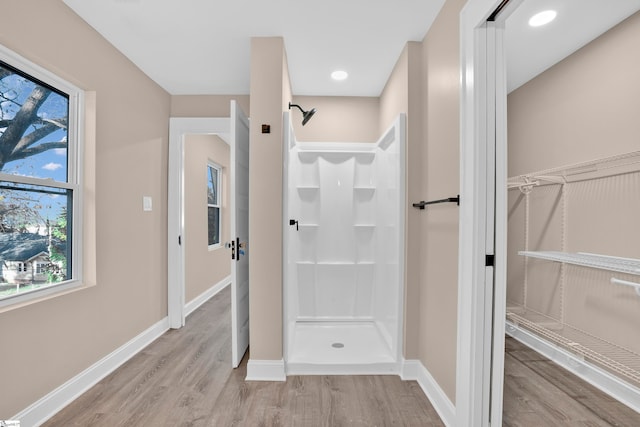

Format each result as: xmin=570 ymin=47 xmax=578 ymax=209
xmin=208 ymin=243 xmax=224 ymax=252
xmin=0 ymin=281 xmax=96 ymax=314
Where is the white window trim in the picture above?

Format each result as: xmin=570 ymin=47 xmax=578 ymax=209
xmin=207 ymin=161 xmax=222 ymax=250
xmin=0 ymin=43 xmax=85 ymax=310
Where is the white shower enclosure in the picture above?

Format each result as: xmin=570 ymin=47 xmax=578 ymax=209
xmin=283 ymin=113 xmax=406 ymax=375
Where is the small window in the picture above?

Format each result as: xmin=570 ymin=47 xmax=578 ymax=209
xmin=207 ymin=163 xmax=221 ymax=247
xmin=36 ymin=262 xmax=47 ymax=275
xmin=0 ymin=44 xmax=82 ymax=305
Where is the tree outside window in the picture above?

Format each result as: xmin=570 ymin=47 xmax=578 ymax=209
xmin=0 ymin=54 xmax=78 ymax=301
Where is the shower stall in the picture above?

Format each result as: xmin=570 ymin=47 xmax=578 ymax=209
xmin=283 ymin=113 xmax=405 ymax=375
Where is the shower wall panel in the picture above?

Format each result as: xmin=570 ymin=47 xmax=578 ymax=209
xmin=287 ymin=141 xmax=402 ymax=327
xmin=284 ymin=115 xmax=405 ymax=368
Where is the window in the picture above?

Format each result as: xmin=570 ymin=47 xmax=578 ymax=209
xmin=207 ymin=163 xmax=221 ymax=247
xmin=36 ymin=262 xmax=47 ymax=275
xmin=0 ymin=45 xmax=82 ymax=305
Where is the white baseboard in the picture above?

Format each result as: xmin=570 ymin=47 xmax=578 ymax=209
xmin=506 ymin=320 xmax=640 ymax=413
xmin=185 ymin=275 xmax=231 ymax=317
xmin=400 ymin=358 xmax=421 ymax=380
xmin=246 ymin=359 xmax=286 ymax=381
xmin=403 ymin=359 xmax=456 ymax=427
xmin=13 ymin=317 xmax=170 ymax=427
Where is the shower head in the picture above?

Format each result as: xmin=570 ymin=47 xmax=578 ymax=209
xmin=289 ymin=102 xmax=317 ymax=126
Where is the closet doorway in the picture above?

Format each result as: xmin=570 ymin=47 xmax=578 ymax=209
xmin=460 ymin=0 xmax=640 ymax=425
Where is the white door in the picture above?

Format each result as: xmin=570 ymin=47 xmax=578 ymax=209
xmin=230 ymin=100 xmax=250 ymax=368
xmin=458 ymin=2 xmax=509 ymax=425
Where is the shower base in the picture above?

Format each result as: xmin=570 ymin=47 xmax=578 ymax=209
xmin=286 ymin=321 xmax=398 ymax=375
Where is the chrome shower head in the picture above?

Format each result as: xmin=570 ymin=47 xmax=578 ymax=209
xmin=289 ymin=102 xmax=317 ymax=126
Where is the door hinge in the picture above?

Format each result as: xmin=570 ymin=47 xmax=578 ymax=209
xmin=486 ymin=254 xmax=495 ymax=267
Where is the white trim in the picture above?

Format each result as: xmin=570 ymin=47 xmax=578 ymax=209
xmin=403 ymin=359 xmax=456 ymax=427
xmin=245 ymin=359 xmax=286 ymax=382
xmin=458 ymin=2 xmax=494 ymax=425
xmin=12 ymin=317 xmax=170 ymax=427
xmin=506 ymin=321 xmax=640 ymax=414
xmin=206 ymin=162 xmax=223 ymax=249
xmin=400 ymin=358 xmax=421 ymax=380
xmin=0 ymin=43 xmax=85 ymax=310
xmin=184 ymin=275 xmax=231 ymax=318
xmin=168 ymin=117 xmax=230 ymax=329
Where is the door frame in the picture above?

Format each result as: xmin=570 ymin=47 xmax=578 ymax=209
xmin=458 ymin=0 xmax=516 ymax=425
xmin=168 ymin=117 xmax=231 ymax=329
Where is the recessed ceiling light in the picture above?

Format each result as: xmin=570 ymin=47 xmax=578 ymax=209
xmin=331 ymin=70 xmax=349 ymax=81
xmin=528 ymin=10 xmax=557 ymax=27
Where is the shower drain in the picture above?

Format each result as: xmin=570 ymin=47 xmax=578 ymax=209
xmin=331 ymin=342 xmax=345 ymax=348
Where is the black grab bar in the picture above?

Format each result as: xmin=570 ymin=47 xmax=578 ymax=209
xmin=412 ymin=195 xmax=460 ymax=210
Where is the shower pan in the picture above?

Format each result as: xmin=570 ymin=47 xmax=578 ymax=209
xmin=283 ymin=113 xmax=406 ymax=375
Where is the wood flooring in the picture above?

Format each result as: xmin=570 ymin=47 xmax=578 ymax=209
xmin=44 ymin=286 xmax=442 ymax=426
xmin=503 ymin=336 xmax=640 ymax=426
xmin=43 ymin=286 xmax=640 ymax=426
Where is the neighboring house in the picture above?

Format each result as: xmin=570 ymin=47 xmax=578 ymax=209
xmin=0 ymin=232 xmax=61 ymax=284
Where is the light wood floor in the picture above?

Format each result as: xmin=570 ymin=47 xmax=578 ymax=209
xmin=503 ymin=336 xmax=640 ymax=426
xmin=44 ymin=286 xmax=443 ymax=426
xmin=44 ymin=286 xmax=640 ymax=426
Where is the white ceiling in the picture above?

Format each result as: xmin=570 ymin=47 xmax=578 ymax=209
xmin=506 ymin=0 xmax=640 ymax=93
xmin=62 ymin=0 xmax=640 ymax=97
xmin=62 ymin=0 xmax=446 ymax=96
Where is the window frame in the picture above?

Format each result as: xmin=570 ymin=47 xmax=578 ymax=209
xmin=207 ymin=161 xmax=222 ymax=249
xmin=0 ymin=43 xmax=84 ymax=309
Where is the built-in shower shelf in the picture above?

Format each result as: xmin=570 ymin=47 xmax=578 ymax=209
xmin=298 ymin=150 xmax=375 ymax=162
xmin=353 ymin=186 xmax=376 ymax=191
xmin=519 ymin=251 xmax=640 ymax=276
xmin=316 ymin=261 xmax=356 ymax=266
xmin=298 ymin=223 xmax=319 ymax=230
xmin=297 ymin=185 xmax=320 ymax=190
xmin=353 ymin=224 xmax=376 ymax=229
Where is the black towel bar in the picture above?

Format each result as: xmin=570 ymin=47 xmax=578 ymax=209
xmin=412 ymin=195 xmax=460 ymax=210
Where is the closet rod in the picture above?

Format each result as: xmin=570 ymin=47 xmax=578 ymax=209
xmin=412 ymin=195 xmax=460 ymax=210
xmin=610 ymin=277 xmax=640 ymax=296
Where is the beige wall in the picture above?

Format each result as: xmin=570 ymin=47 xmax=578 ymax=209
xmin=379 ymin=41 xmax=423 ymax=359
xmin=507 ymin=11 xmax=640 ymax=358
xmin=0 ymin=1 xmax=469 ymax=418
xmin=291 ymin=96 xmax=379 ymax=142
xmin=418 ymin=0 xmax=464 ymax=402
xmin=0 ymin=0 xmax=170 ymax=417
xmin=248 ymin=37 xmax=291 ymax=360
xmin=508 ymin=11 xmax=640 ymax=177
xmin=184 ymin=134 xmax=231 ymax=302
xmin=378 ymin=0 xmax=462 ymax=402
xmin=171 ymin=95 xmax=250 ymax=118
